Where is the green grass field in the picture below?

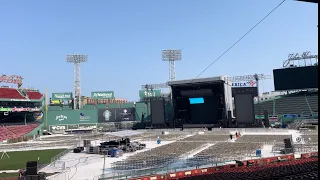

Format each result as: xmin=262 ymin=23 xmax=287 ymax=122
xmin=0 ymin=172 xmax=19 ymax=178
xmin=0 ymin=149 xmax=66 ymax=171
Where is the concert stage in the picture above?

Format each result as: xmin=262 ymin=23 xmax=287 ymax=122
xmin=168 ymin=76 xmax=233 ymax=128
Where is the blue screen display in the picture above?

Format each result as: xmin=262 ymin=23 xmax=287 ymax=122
xmin=189 ymin=98 xmax=204 ymax=104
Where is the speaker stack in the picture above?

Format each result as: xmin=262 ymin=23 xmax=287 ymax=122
xmin=227 ymin=110 xmax=232 ymax=127
xmin=283 ymin=138 xmax=293 ymax=154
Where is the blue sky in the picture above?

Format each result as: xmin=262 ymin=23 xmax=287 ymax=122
xmin=0 ymin=0 xmax=318 ymax=101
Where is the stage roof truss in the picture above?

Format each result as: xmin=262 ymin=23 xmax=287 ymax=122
xmin=227 ymin=74 xmax=272 ymax=82
xmin=168 ymin=76 xmax=225 ymax=86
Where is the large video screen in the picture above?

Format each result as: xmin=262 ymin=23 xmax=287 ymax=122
xmin=189 ymin=98 xmax=204 ymax=104
xmin=273 ymin=66 xmax=318 ymax=91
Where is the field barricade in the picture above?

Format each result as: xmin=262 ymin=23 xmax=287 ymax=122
xmin=127 ymin=152 xmax=318 ymax=180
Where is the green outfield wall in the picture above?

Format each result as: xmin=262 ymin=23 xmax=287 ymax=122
xmin=45 ymin=109 xmax=98 ymax=126
xmin=45 ymin=102 xmax=173 ymax=129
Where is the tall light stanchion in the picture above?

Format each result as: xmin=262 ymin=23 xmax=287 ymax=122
xmin=66 ymin=55 xmax=88 ymax=109
xmin=162 ymin=50 xmax=182 ymax=81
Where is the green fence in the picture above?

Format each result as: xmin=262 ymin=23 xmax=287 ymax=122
xmin=46 ymin=101 xmax=173 ymax=127
xmin=45 ymin=109 xmax=98 ymax=126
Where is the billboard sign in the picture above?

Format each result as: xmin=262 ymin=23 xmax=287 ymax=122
xmin=12 ymin=108 xmax=29 ymax=112
xmin=139 ymin=89 xmax=161 ymax=99
xmin=91 ymin=91 xmax=114 ymax=99
xmin=0 ymin=108 xmax=12 ymax=112
xmin=283 ymin=114 xmax=297 ymax=118
xmin=52 ymin=92 xmax=73 ymax=100
xmin=49 ymin=125 xmax=67 ymax=133
xmin=79 ymin=124 xmax=97 ymax=129
xmin=232 ymin=81 xmax=257 ymax=87
xmin=68 ymin=124 xmax=79 ymax=130
xmin=29 ymin=108 xmax=41 ymax=112
xmin=55 ymin=115 xmax=68 ymax=122
xmin=268 ymin=115 xmax=279 ymax=122
xmin=33 ymin=112 xmax=43 ymax=121
xmin=98 ymin=108 xmax=135 ymax=122
xmin=54 ymin=112 xmax=95 ymax=122
xmin=79 ymin=112 xmax=92 ymax=122
xmin=47 ymin=110 xmax=98 ymax=125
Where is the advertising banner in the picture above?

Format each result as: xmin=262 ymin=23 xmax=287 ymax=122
xmin=29 ymin=108 xmax=41 ymax=112
xmin=68 ymin=124 xmax=79 ymax=130
xmin=49 ymin=125 xmax=68 ymax=133
xmin=12 ymin=108 xmax=29 ymax=112
xmin=0 ymin=108 xmax=12 ymax=112
xmin=32 ymin=112 xmax=43 ymax=121
xmin=0 ymin=108 xmax=41 ymax=112
xmin=52 ymin=92 xmax=73 ymax=100
xmin=47 ymin=110 xmax=98 ymax=125
xmin=91 ymin=91 xmax=114 ymax=99
xmin=139 ymin=89 xmax=161 ymax=99
xmin=79 ymin=124 xmax=97 ymax=129
xmin=268 ymin=115 xmax=279 ymax=122
xmin=283 ymin=114 xmax=297 ymax=118
xmin=232 ymin=81 xmax=257 ymax=88
xmin=98 ymin=108 xmax=135 ymax=122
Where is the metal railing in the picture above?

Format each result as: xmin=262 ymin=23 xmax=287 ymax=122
xmin=50 ymin=148 xmax=73 ymax=166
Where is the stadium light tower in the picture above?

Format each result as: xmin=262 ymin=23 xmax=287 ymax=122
xmin=66 ymin=55 xmax=88 ymax=109
xmin=162 ymin=50 xmax=182 ymax=81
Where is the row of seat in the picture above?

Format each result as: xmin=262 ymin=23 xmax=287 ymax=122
xmin=0 ymin=124 xmax=40 ymax=141
xmin=0 ymin=88 xmax=43 ymax=100
xmin=179 ymin=158 xmax=318 ymax=180
xmin=254 ymin=92 xmax=318 ymax=115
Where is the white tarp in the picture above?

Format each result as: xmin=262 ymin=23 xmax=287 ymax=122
xmin=104 ymin=130 xmax=144 ymax=138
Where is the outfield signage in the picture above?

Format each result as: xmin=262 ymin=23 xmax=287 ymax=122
xmin=52 ymin=92 xmax=73 ymax=100
xmin=33 ymin=112 xmax=43 ymax=121
xmin=79 ymin=112 xmax=92 ymax=122
xmin=232 ymin=81 xmax=257 ymax=87
xmin=49 ymin=125 xmax=68 ymax=133
xmin=0 ymin=107 xmax=41 ymax=112
xmin=29 ymin=108 xmax=41 ymax=112
xmin=139 ymin=89 xmax=161 ymax=99
xmin=0 ymin=108 xmax=12 ymax=112
xmin=91 ymin=91 xmax=114 ymax=99
xmin=10 ymin=99 xmax=30 ymax=102
xmin=98 ymin=108 xmax=135 ymax=122
xmin=47 ymin=110 xmax=98 ymax=125
xmin=269 ymin=115 xmax=279 ymax=122
xmin=12 ymin=108 xmax=29 ymax=112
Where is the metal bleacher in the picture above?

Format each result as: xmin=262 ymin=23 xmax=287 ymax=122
xmin=254 ymin=92 xmax=318 ymax=116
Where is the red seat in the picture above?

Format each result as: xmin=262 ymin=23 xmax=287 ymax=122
xmin=0 ymin=88 xmax=26 ymax=99
xmin=25 ymin=91 xmax=43 ymax=100
xmin=0 ymin=124 xmax=40 ymax=141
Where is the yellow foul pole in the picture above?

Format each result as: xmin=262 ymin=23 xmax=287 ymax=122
xmin=45 ymin=88 xmax=48 ymax=129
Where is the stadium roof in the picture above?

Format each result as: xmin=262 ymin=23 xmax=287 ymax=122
xmin=104 ymin=130 xmax=144 ymax=138
xmin=168 ymin=76 xmax=225 ymax=86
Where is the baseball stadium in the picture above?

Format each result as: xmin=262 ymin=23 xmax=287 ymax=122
xmin=0 ymin=1 xmax=318 ymax=180
xmin=0 ymin=48 xmax=318 ymax=180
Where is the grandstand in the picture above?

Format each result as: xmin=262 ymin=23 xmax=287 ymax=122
xmin=254 ymin=90 xmax=318 ymax=116
xmin=0 ymin=87 xmax=44 ymax=143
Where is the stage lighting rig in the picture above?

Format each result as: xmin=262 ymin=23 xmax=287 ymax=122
xmin=66 ymin=54 xmax=88 ymax=109
xmin=162 ymin=50 xmax=182 ymax=81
